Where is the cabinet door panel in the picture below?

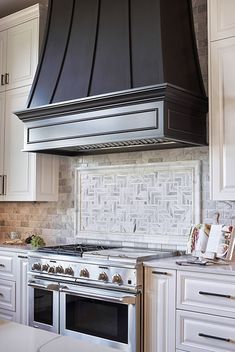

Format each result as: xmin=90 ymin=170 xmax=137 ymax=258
xmin=177 ymin=271 xmax=235 ymax=318
xmin=0 ymin=31 xmax=7 ymax=93
xmin=209 ymin=0 xmax=235 ymax=41
xmin=0 ymin=93 xmax=5 ymax=194
xmin=16 ymin=256 xmax=28 ymax=325
xmin=0 ymin=252 xmax=16 ymax=280
xmin=0 ymin=308 xmax=15 ymax=321
xmin=6 ymin=19 xmax=38 ymax=90
xmin=210 ymin=37 xmax=235 ymax=200
xmin=144 ymin=268 xmax=176 ymax=352
xmin=4 ymin=86 xmax=36 ymax=201
xmin=177 ymin=310 xmax=235 ymax=352
xmin=0 ymin=279 xmax=16 ymax=311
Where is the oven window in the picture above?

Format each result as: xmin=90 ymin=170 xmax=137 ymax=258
xmin=34 ymin=288 xmax=53 ymax=326
xmin=66 ymin=296 xmax=128 ymax=343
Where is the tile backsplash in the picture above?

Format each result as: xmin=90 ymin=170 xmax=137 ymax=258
xmin=2 ymin=0 xmax=234 ymax=249
xmin=0 ymin=145 xmax=235 ymax=249
xmin=75 ymin=161 xmax=201 ymax=248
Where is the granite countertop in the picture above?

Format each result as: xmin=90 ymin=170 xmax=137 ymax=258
xmin=0 ymin=320 xmax=117 ymax=352
xmin=144 ymin=255 xmax=235 ymax=276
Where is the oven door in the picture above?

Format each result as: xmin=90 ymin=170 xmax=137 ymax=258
xmin=60 ymin=284 xmax=140 ymax=352
xmin=28 ymin=278 xmax=59 ymax=333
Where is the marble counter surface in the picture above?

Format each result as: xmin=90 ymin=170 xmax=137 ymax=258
xmin=144 ymin=255 xmax=235 ymax=276
xmin=0 ymin=320 xmax=117 ymax=352
xmin=0 ymin=244 xmax=33 ymax=253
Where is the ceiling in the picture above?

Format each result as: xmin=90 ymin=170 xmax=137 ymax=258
xmin=0 ymin=0 xmax=47 ymax=18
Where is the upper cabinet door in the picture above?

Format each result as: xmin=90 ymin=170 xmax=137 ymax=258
xmin=209 ymin=0 xmax=235 ymax=41
xmin=0 ymin=31 xmax=7 ymax=93
xmin=210 ymin=37 xmax=235 ymax=200
xmin=0 ymin=92 xmax=5 ymax=199
xmin=4 ymin=86 xmax=36 ymax=201
xmin=6 ymin=19 xmax=39 ymax=90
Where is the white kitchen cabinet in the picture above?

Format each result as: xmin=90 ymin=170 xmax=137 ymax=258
xmin=0 ymin=5 xmax=59 ymax=202
xmin=0 ymin=250 xmax=17 ymax=323
xmin=177 ymin=310 xmax=235 ymax=352
xmin=144 ymin=267 xmax=176 ymax=352
xmin=177 ymin=270 xmax=235 ymax=319
xmin=209 ymin=1 xmax=235 ymax=200
xmin=0 ymin=279 xmax=16 ymax=311
xmin=15 ymin=254 xmax=28 ymax=325
xmin=0 ymin=248 xmax=29 ymax=325
xmin=1 ymin=86 xmax=59 ymax=201
xmin=0 ymin=251 xmax=16 ymax=280
xmin=208 ymin=0 xmax=235 ymax=41
xmin=0 ymin=92 xmax=5 ymax=184
xmin=0 ymin=308 xmax=15 ymax=321
xmin=0 ymin=5 xmax=38 ymax=91
xmin=209 ymin=37 xmax=235 ymax=200
xmin=176 ymin=269 xmax=235 ymax=352
xmin=0 ymin=31 xmax=7 ymax=93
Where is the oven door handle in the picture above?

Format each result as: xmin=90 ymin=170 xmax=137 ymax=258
xmin=28 ymin=281 xmax=60 ymax=291
xmin=60 ymin=287 xmax=136 ymax=305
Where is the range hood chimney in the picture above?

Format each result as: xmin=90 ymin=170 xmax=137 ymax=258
xmin=16 ymin=0 xmax=208 ymax=156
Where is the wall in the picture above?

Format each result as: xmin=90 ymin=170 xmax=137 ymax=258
xmin=1 ymin=0 xmax=234 ymax=249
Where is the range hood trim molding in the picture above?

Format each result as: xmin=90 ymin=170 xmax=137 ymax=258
xmin=17 ymin=83 xmax=207 ymax=122
xmin=16 ymin=83 xmax=208 ymax=156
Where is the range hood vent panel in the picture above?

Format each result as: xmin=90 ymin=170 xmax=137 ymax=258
xmin=16 ymin=0 xmax=208 ymax=155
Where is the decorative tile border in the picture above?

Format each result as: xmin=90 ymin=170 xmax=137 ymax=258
xmin=75 ymin=161 xmax=201 ymax=246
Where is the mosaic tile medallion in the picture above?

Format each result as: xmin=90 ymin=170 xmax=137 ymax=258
xmin=75 ymin=161 xmax=201 ymax=246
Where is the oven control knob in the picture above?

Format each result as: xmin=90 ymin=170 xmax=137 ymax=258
xmin=42 ymin=264 xmax=49 ymax=272
xmin=48 ymin=266 xmax=55 ymax=274
xmin=80 ymin=268 xmax=89 ymax=278
xmin=112 ymin=274 xmax=123 ymax=285
xmin=65 ymin=267 xmax=74 ymax=276
xmin=98 ymin=272 xmax=108 ymax=282
xmin=32 ymin=263 xmax=41 ymax=271
xmin=56 ymin=265 xmax=64 ymax=274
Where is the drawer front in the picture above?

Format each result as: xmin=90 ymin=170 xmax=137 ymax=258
xmin=0 ymin=308 xmax=16 ymax=321
xmin=177 ymin=271 xmax=235 ymax=318
xmin=177 ymin=310 xmax=235 ymax=352
xmin=0 ymin=253 xmax=16 ymax=280
xmin=0 ymin=279 xmax=16 ymax=311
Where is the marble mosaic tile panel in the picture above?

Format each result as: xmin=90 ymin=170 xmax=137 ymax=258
xmin=75 ymin=161 xmax=201 ymax=245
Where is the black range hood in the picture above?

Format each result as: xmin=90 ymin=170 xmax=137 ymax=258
xmin=16 ymin=0 xmax=208 ymax=156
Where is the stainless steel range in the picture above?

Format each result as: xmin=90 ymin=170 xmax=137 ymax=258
xmin=28 ymin=244 xmax=176 ymax=352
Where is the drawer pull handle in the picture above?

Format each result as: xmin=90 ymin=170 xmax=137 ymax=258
xmin=152 ymin=271 xmax=168 ymax=276
xmin=5 ymin=73 xmax=9 ymax=85
xmin=1 ymin=75 xmax=5 ymax=86
xmin=18 ymin=255 xmax=28 ymax=259
xmin=199 ymin=291 xmax=231 ymax=299
xmin=0 ymin=264 xmax=5 ymax=268
xmin=199 ymin=333 xmax=230 ymax=343
xmin=0 ymin=293 xmax=3 ymax=297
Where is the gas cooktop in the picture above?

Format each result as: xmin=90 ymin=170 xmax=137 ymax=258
xmin=36 ymin=244 xmax=117 ymax=257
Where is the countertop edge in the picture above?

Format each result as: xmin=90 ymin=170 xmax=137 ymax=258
xmin=143 ymin=255 xmax=235 ymax=276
